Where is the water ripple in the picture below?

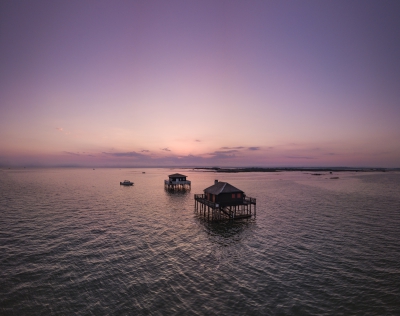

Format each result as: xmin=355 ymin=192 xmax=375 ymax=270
xmin=0 ymin=169 xmax=399 ymax=315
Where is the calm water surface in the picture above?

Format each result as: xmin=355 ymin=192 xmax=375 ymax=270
xmin=1 ymin=168 xmax=399 ymax=315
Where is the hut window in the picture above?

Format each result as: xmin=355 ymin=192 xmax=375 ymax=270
xmin=237 ymin=193 xmax=241 ymax=198
xmin=232 ymin=193 xmax=235 ymax=198
xmin=212 ymin=195 xmax=215 ymax=202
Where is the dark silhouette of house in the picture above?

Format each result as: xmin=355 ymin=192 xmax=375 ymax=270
xmin=204 ymin=180 xmax=245 ymax=205
xmin=195 ymin=180 xmax=256 ymax=221
xmin=164 ymin=173 xmax=191 ymax=190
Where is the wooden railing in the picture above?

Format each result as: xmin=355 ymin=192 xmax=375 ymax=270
xmin=195 ymin=194 xmax=256 ymax=207
xmin=165 ymin=180 xmax=191 ymax=185
xmin=194 ymin=194 xmax=218 ymax=208
xmin=244 ymin=196 xmax=256 ymax=204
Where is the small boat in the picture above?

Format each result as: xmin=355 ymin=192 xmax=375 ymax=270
xmin=120 ymin=180 xmax=134 ymax=186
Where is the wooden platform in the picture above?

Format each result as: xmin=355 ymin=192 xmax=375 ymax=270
xmin=194 ymin=194 xmax=256 ymax=221
xmin=164 ymin=180 xmax=191 ymax=190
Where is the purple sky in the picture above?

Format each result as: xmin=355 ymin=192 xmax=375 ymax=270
xmin=1 ymin=0 xmax=399 ymax=167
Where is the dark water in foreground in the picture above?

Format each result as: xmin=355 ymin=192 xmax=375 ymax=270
xmin=1 ymin=168 xmax=399 ymax=315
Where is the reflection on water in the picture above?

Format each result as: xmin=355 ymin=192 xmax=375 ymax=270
xmin=164 ymin=188 xmax=191 ymax=195
xmin=1 ymin=168 xmax=399 ymax=315
xmin=199 ymin=216 xmax=254 ymax=238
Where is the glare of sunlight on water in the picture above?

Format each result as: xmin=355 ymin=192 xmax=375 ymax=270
xmin=1 ymin=168 xmax=399 ymax=315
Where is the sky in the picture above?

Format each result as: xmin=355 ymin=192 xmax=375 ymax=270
xmin=1 ymin=0 xmax=399 ymax=168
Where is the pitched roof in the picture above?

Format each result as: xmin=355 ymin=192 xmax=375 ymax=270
xmin=204 ymin=182 xmax=244 ymax=195
xmin=168 ymin=173 xmax=187 ymax=178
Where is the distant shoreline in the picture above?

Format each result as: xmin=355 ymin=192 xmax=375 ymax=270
xmin=192 ymin=167 xmax=391 ymax=173
xmin=1 ymin=166 xmax=398 ymax=172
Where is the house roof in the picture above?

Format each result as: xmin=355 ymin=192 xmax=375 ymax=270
xmin=204 ymin=182 xmax=244 ymax=195
xmin=168 ymin=173 xmax=187 ymax=178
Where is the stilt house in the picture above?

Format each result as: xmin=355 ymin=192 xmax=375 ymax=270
xmin=194 ymin=180 xmax=256 ymax=221
xmin=164 ymin=173 xmax=191 ymax=190
xmin=204 ymin=180 xmax=245 ymax=205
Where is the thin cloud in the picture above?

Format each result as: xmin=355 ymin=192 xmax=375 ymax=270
xmin=63 ymin=151 xmax=80 ymax=156
xmin=195 ymin=139 xmax=201 ymax=142
xmin=285 ymin=156 xmax=316 ymax=160
xmin=209 ymin=150 xmax=238 ymax=159
xmin=219 ymin=146 xmax=261 ymax=151
xmin=141 ymin=150 xmax=150 ymax=153
xmin=220 ymin=146 xmax=244 ymax=150
xmin=161 ymin=148 xmax=171 ymax=152
xmin=56 ymin=127 xmax=70 ymax=135
xmin=212 ymin=150 xmax=239 ymax=154
xmin=102 ymin=151 xmax=147 ymax=158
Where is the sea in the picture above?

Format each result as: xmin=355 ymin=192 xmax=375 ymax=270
xmin=1 ymin=168 xmax=399 ymax=315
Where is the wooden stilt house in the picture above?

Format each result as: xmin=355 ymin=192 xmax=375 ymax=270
xmin=164 ymin=173 xmax=191 ymax=190
xmin=194 ymin=180 xmax=256 ymax=221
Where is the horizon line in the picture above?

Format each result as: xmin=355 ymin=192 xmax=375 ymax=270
xmin=1 ymin=165 xmax=398 ymax=170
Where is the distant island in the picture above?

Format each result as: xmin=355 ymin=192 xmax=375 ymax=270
xmin=192 ymin=167 xmax=390 ymax=173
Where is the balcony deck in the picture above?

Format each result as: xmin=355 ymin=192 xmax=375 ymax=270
xmin=194 ymin=194 xmax=256 ymax=221
xmin=164 ymin=179 xmax=191 ymax=190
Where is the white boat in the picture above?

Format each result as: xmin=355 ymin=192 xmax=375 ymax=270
xmin=120 ymin=180 xmax=134 ymax=186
